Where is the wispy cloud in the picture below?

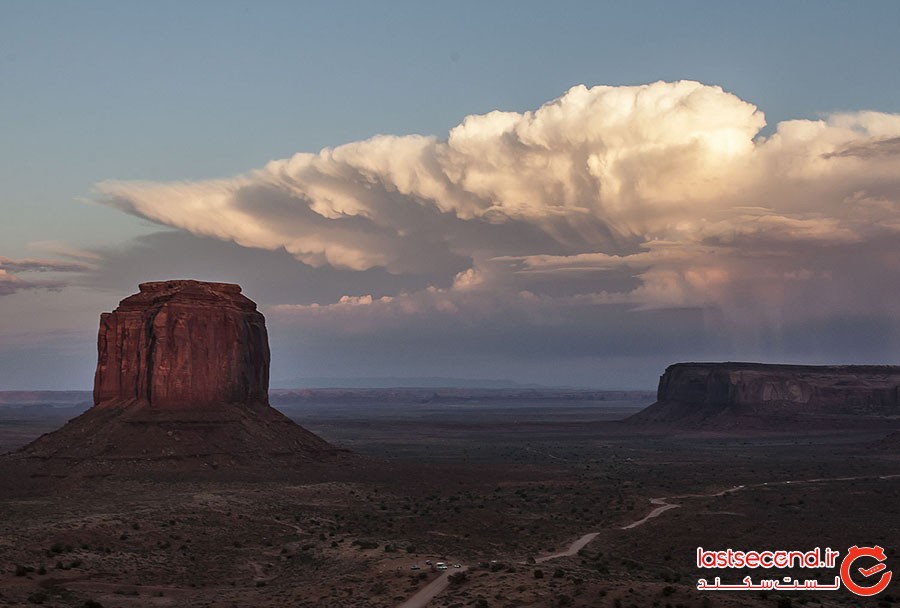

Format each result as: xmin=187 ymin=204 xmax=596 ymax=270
xmin=0 ymin=256 xmax=92 ymax=296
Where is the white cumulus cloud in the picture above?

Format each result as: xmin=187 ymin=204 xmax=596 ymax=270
xmin=93 ymin=81 xmax=900 ymax=337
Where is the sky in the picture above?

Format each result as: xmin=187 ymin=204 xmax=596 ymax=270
xmin=2 ymin=1 xmax=900 ymax=390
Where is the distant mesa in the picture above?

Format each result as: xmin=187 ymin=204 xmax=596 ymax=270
xmin=629 ymin=362 xmax=900 ymax=430
xmin=18 ymin=280 xmax=336 ymax=464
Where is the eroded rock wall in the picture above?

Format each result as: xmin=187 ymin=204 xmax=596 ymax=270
xmin=632 ymin=362 xmax=900 ymax=425
xmin=93 ymin=280 xmax=270 ymax=408
xmin=657 ymin=362 xmax=900 ymax=414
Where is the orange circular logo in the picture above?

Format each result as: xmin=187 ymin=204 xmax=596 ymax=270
xmin=840 ymin=545 xmax=892 ymax=596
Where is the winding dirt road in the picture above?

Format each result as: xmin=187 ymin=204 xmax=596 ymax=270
xmin=397 ymin=566 xmax=467 ymax=608
xmin=535 ymin=532 xmax=599 ymax=563
xmin=395 ymin=472 xmax=900 ymax=607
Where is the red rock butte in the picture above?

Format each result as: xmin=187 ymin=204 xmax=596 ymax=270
xmin=94 ymin=280 xmax=270 ymax=409
xmin=17 ymin=280 xmax=337 ymax=465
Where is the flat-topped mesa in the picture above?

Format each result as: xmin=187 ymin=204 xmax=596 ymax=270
xmin=93 ymin=280 xmax=270 ymax=409
xmin=630 ymin=362 xmax=900 ymax=426
xmin=657 ymin=362 xmax=900 ymax=410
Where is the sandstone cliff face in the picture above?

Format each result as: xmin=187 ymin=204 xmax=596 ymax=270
xmin=94 ymin=280 xmax=270 ymax=408
xmin=18 ymin=280 xmax=337 ymax=466
xmin=631 ymin=362 xmax=900 ymax=427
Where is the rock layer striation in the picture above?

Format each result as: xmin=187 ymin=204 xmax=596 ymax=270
xmin=94 ymin=280 xmax=270 ymax=408
xmin=630 ymin=362 xmax=900 ymax=428
xmin=18 ymin=280 xmax=336 ymax=465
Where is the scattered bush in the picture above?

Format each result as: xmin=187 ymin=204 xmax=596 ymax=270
xmin=351 ymin=539 xmax=379 ymax=550
xmin=449 ymin=571 xmax=468 ymax=585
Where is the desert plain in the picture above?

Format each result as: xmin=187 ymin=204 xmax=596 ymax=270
xmin=0 ymin=386 xmax=898 ymax=608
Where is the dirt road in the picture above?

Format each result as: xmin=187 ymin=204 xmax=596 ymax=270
xmin=396 ymin=566 xmax=467 ymax=608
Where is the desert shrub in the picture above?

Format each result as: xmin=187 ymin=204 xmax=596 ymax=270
xmin=533 ymin=569 xmax=544 ymax=579
xmin=351 ymin=539 xmax=379 ymax=550
xmin=449 ymin=571 xmax=468 ymax=585
xmin=27 ymin=592 xmax=47 ymax=604
xmin=83 ymin=601 xmax=104 ymax=608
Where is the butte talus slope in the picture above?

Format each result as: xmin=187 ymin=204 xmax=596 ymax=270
xmin=628 ymin=362 xmax=900 ymax=431
xmin=17 ymin=280 xmax=334 ymax=464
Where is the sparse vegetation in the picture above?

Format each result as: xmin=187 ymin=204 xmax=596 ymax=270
xmin=0 ymin=392 xmax=896 ymax=607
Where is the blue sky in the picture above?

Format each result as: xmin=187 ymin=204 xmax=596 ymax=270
xmin=3 ymin=1 xmax=900 ymax=389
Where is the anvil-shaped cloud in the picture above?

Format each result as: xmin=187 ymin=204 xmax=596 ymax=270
xmin=94 ymin=81 xmax=900 ymax=342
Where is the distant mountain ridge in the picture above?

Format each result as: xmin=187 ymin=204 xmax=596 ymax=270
xmin=0 ymin=391 xmax=92 ymax=407
xmin=271 ymin=376 xmax=552 ymax=389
